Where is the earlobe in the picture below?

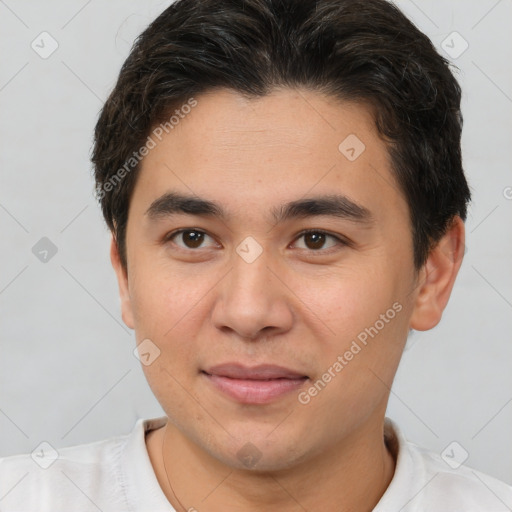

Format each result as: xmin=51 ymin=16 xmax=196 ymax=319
xmin=409 ymin=217 xmax=466 ymax=331
xmin=110 ymin=235 xmax=135 ymax=330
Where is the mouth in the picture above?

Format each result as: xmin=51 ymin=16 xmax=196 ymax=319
xmin=201 ymin=363 xmax=309 ymax=405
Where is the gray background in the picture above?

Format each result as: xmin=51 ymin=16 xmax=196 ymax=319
xmin=1 ymin=0 xmax=511 ymax=487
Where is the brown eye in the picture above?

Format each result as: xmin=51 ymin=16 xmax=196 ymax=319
xmin=303 ymin=232 xmax=326 ymax=250
xmin=293 ymin=230 xmax=345 ymax=251
xmin=167 ymin=229 xmax=216 ymax=250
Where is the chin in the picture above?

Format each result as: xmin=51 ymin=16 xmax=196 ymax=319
xmin=205 ymin=429 xmax=312 ymax=473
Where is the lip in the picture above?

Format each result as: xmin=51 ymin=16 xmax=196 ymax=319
xmin=202 ymin=363 xmax=309 ymax=404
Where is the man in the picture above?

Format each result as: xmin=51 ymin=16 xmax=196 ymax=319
xmin=1 ymin=0 xmax=511 ymax=510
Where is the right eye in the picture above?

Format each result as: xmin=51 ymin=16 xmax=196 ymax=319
xmin=165 ymin=229 xmax=219 ymax=250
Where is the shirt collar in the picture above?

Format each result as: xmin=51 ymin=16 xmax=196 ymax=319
xmin=119 ymin=415 xmax=173 ymax=511
xmin=373 ymin=417 xmax=425 ymax=511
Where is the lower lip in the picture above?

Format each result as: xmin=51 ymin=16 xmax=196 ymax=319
xmin=203 ymin=373 xmax=308 ymax=404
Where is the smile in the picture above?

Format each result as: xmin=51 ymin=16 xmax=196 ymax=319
xmin=202 ymin=363 xmax=309 ymax=404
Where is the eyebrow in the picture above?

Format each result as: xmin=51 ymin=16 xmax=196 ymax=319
xmin=145 ymin=191 xmax=373 ymax=225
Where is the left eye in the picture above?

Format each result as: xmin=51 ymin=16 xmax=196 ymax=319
xmin=292 ymin=230 xmax=344 ymax=251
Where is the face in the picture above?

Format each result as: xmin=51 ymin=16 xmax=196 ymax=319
xmin=112 ymin=88 xmax=447 ymax=471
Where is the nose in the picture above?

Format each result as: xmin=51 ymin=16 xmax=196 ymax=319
xmin=210 ymin=245 xmax=294 ymax=341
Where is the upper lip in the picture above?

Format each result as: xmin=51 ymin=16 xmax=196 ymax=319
xmin=203 ymin=363 xmax=308 ymax=380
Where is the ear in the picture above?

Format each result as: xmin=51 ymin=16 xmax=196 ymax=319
xmin=110 ymin=235 xmax=135 ymax=329
xmin=409 ymin=216 xmax=466 ymax=331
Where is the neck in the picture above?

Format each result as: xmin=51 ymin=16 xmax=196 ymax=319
xmin=146 ymin=416 xmax=396 ymax=512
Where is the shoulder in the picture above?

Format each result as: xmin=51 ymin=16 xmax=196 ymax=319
xmin=0 ymin=430 xmax=130 ymax=511
xmin=376 ymin=418 xmax=512 ymax=511
xmin=412 ymin=442 xmax=512 ymax=509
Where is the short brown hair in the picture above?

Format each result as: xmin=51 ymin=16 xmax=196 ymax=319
xmin=92 ymin=0 xmax=471 ymax=269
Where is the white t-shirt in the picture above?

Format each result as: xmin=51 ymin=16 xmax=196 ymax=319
xmin=1 ymin=416 xmax=511 ymax=511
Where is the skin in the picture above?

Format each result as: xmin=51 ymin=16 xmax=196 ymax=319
xmin=111 ymin=87 xmax=465 ymax=511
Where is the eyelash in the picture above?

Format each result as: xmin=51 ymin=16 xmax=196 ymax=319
xmin=164 ymin=228 xmax=349 ymax=254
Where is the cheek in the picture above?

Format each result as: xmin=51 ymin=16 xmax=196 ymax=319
xmin=290 ymin=265 xmax=399 ymax=340
xmin=128 ymin=269 xmax=198 ymax=395
xmin=129 ymin=255 xmax=210 ymax=337
xmin=290 ymin=264 xmax=410 ymax=391
xmin=131 ymin=265 xmax=206 ymax=409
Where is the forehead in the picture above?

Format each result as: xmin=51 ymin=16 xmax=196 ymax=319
xmin=132 ymin=87 xmax=407 ymax=224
